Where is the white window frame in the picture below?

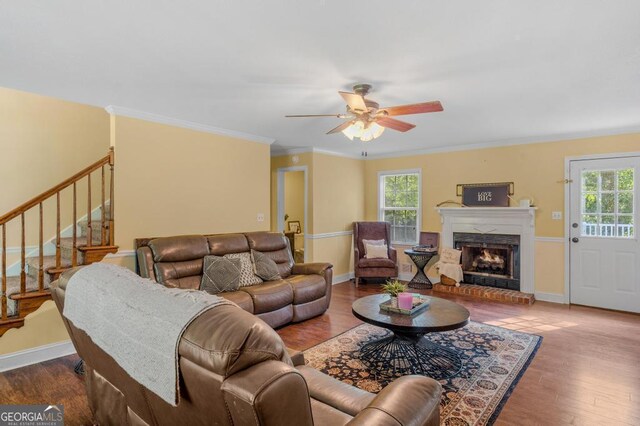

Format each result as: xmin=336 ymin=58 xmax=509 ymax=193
xmin=378 ymin=168 xmax=422 ymax=245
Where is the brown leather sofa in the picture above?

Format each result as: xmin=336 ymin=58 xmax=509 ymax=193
xmin=353 ymin=222 xmax=398 ymax=287
xmin=51 ymin=269 xmax=442 ymax=426
xmin=136 ymin=232 xmax=332 ymax=328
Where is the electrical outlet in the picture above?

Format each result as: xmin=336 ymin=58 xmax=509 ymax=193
xmin=401 ymin=263 xmax=412 ymax=273
xmin=257 ymin=213 xmax=265 ymax=222
xmin=552 ymin=211 xmax=562 ymax=220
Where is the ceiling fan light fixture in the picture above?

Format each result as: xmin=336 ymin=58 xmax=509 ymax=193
xmin=361 ymin=122 xmax=385 ymax=142
xmin=341 ymin=120 xmax=364 ymax=141
xmin=342 ymin=120 xmax=384 ymax=142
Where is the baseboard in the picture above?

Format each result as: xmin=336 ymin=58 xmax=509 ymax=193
xmin=534 ymin=292 xmax=566 ymax=304
xmin=0 ymin=340 xmax=76 ymax=373
xmin=332 ymin=271 xmax=354 ymax=285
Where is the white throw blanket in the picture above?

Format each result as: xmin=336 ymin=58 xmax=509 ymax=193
xmin=63 ymin=263 xmax=233 ymax=406
xmin=435 ymin=262 xmax=464 ymax=286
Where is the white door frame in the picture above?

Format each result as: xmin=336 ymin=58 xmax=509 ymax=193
xmin=276 ymin=166 xmax=308 ymax=262
xmin=563 ymin=151 xmax=640 ymax=303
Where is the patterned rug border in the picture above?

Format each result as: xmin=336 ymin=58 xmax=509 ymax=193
xmin=486 ymin=329 xmax=542 ymax=424
xmin=302 ymin=320 xmax=543 ymax=425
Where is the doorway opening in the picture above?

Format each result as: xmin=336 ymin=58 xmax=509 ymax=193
xmin=277 ymin=166 xmax=307 ymax=263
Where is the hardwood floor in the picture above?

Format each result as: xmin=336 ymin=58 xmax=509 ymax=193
xmin=1 ymin=281 xmax=639 ymax=425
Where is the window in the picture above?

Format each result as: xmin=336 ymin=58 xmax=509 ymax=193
xmin=378 ymin=170 xmax=421 ymax=244
xmin=581 ymin=168 xmax=634 ymax=238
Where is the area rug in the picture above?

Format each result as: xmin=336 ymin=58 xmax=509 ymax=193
xmin=303 ymin=321 xmax=542 ymax=426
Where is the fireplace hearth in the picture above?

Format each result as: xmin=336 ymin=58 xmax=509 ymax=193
xmin=453 ymin=232 xmax=520 ymax=291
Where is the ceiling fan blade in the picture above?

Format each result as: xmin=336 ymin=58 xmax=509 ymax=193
xmin=285 ymin=114 xmax=347 ymax=118
xmin=376 ymin=117 xmax=416 ymax=132
xmin=339 ymin=91 xmax=368 ymax=112
xmin=326 ymin=120 xmax=354 ymax=134
xmin=381 ymin=101 xmax=443 ymax=116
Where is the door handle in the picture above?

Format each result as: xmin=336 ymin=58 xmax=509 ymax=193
xmin=571 ymin=237 xmax=579 ymax=243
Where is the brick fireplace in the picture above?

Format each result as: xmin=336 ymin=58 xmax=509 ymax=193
xmin=437 ymin=207 xmax=536 ymax=295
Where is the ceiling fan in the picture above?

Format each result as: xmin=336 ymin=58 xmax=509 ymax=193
xmin=285 ymin=83 xmax=443 ymax=142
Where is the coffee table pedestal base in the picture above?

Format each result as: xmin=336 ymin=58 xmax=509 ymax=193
xmin=359 ymin=332 xmax=462 ymax=379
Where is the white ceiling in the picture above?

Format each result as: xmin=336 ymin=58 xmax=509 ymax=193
xmin=2 ymin=1 xmax=640 ymax=157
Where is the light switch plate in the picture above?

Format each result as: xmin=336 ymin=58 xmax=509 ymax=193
xmin=552 ymin=211 xmax=562 ymax=220
xmin=257 ymin=213 xmax=265 ymax=222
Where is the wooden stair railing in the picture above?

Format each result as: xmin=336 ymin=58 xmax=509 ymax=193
xmin=0 ymin=148 xmax=117 ymax=336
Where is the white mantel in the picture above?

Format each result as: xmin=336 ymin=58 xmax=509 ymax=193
xmin=436 ymin=207 xmax=537 ymax=294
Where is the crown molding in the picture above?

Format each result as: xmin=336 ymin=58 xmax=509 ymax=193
xmin=362 ymin=125 xmax=640 ymax=160
xmin=270 ymin=146 xmax=361 ymax=159
xmin=272 ymin=125 xmax=640 ymax=161
xmin=105 ymin=105 xmax=275 ymax=145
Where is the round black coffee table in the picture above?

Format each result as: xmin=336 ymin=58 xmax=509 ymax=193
xmin=352 ymin=294 xmax=470 ymax=378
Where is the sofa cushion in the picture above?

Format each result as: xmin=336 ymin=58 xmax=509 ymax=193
xmin=200 ymin=255 xmax=241 ymax=294
xmin=154 ymin=258 xmax=203 ymax=289
xmin=252 ymin=250 xmax=281 ymax=281
xmin=218 ymin=290 xmax=254 ymax=314
xmin=148 ymin=235 xmax=209 ymax=262
xmin=240 ymin=280 xmax=293 ymax=314
xmin=245 ymin=232 xmax=294 ymax=279
xmin=223 ymin=252 xmax=263 ymax=287
xmin=207 ymin=234 xmax=250 ymax=256
xmin=286 ymin=274 xmax=327 ymax=305
xmin=358 ymin=258 xmax=397 ymax=269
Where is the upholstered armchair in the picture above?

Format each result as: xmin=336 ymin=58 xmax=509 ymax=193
xmin=353 ymin=222 xmax=398 ymax=287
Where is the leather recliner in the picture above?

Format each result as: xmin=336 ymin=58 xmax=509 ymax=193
xmin=353 ymin=222 xmax=399 ymax=287
xmin=51 ymin=269 xmax=442 ymax=426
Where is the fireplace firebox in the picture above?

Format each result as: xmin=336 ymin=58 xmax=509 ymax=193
xmin=453 ymin=232 xmax=520 ymax=291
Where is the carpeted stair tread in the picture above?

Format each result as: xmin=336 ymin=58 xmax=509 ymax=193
xmin=1 ymin=276 xmax=43 ymax=316
xmin=26 ymin=255 xmax=72 ymax=287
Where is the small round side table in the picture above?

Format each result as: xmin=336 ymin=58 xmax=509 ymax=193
xmin=404 ymin=249 xmax=438 ymax=289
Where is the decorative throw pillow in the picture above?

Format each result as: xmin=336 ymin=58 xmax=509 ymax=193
xmin=440 ymin=248 xmax=462 ymax=264
xmin=362 ymin=239 xmax=385 ymax=256
xmin=200 ymin=255 xmax=241 ymax=294
xmin=365 ymin=243 xmax=389 ymax=259
xmin=251 ymin=250 xmax=281 ymax=281
xmin=223 ymin=252 xmax=263 ymax=287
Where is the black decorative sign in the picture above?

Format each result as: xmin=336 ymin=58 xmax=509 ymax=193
xmin=456 ymin=182 xmax=513 ymax=207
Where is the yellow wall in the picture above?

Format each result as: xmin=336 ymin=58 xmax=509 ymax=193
xmin=0 ymin=301 xmax=69 ymax=355
xmin=0 ymin=87 xmax=110 ymax=262
xmin=0 ymin=87 xmax=110 ymax=355
xmin=112 ymin=116 xmax=271 ymax=251
xmin=284 ymin=171 xmax=305 ymax=231
xmin=364 ymin=133 xmax=640 ymax=294
xmin=312 ymin=154 xmax=365 ymax=234
xmin=271 ymin=152 xmax=365 ymax=276
xmin=1 ymin=110 xmax=271 ymax=356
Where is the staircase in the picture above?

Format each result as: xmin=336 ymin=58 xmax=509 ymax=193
xmin=0 ymin=149 xmax=117 ymax=336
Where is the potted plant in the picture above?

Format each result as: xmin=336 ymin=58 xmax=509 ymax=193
xmin=381 ymin=279 xmax=407 ymax=307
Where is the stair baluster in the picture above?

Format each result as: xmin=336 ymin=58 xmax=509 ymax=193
xmin=101 ymin=165 xmax=106 ymax=246
xmin=56 ymin=192 xmax=61 ymax=270
xmin=39 ymin=203 xmax=44 ymax=291
xmin=72 ymin=182 xmax=77 ymax=267
xmin=20 ymin=213 xmax=25 ymax=294
xmin=109 ymin=148 xmax=115 ymax=246
xmin=87 ymin=174 xmax=92 ymax=248
xmin=2 ymin=224 xmax=6 ymax=321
